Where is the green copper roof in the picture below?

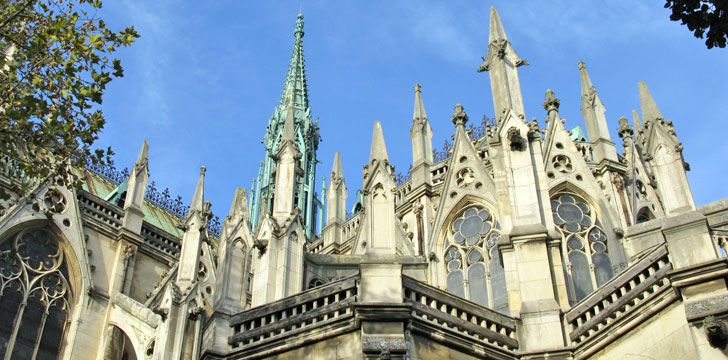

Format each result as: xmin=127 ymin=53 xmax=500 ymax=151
xmin=570 ymin=125 xmax=588 ymax=142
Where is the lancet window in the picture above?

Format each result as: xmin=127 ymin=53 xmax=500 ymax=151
xmin=443 ymin=206 xmax=508 ymax=314
xmin=0 ymin=228 xmax=74 ymax=359
xmin=551 ymin=191 xmax=614 ymax=305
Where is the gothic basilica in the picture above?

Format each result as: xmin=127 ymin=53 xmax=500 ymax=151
xmin=2 ymin=7 xmax=728 ymax=360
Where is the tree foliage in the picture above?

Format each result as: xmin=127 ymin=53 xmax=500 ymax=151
xmin=665 ymin=0 xmax=728 ymax=49
xmin=0 ymin=0 xmax=138 ymax=207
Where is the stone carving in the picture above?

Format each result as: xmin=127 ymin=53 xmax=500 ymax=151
xmin=507 ymin=127 xmax=523 ymax=151
xmin=703 ymin=316 xmax=727 ymax=348
xmin=552 ymin=155 xmax=574 ymax=173
xmin=43 ymin=188 xmax=67 ymax=213
xmin=455 ymin=167 xmax=475 ymax=187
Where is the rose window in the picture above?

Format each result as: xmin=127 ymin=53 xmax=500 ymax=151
xmin=443 ymin=206 xmax=508 ymax=314
xmin=551 ymin=192 xmax=614 ymax=305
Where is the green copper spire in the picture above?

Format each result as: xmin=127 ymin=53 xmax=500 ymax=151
xmin=280 ymin=12 xmax=309 ymax=110
xmin=251 ymin=13 xmax=321 ymax=240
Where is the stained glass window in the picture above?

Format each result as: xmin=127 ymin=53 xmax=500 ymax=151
xmin=552 ymin=192 xmax=614 ymax=305
xmin=0 ymin=228 xmax=73 ymax=359
xmin=444 ymin=206 xmax=508 ymax=314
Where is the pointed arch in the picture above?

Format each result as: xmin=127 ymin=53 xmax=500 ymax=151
xmin=0 ymin=223 xmax=82 ymax=359
xmin=435 ymin=198 xmax=508 ymax=314
xmin=549 ymin=189 xmax=615 ymax=305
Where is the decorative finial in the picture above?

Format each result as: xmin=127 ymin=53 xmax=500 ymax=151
xmin=543 ymin=89 xmax=560 ymax=112
xmin=617 ymin=116 xmax=633 ymax=138
xmin=414 ymin=83 xmax=422 ymax=93
xmin=578 ymin=60 xmax=586 ymax=70
xmin=200 ymin=166 xmax=206 ymax=175
xmin=451 ymin=103 xmax=469 ymax=127
xmin=295 ymin=13 xmax=304 ymax=38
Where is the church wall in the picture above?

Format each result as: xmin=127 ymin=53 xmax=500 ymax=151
xmin=588 ymin=302 xmax=703 ymax=360
xmin=129 ymin=252 xmax=167 ymax=303
xmin=408 ymin=334 xmax=481 ymax=360
xmin=253 ymin=331 xmax=361 ymax=360
xmin=85 ymin=227 xmax=115 ymax=294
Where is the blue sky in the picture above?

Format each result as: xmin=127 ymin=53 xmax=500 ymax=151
xmin=97 ymin=1 xmax=727 ymax=223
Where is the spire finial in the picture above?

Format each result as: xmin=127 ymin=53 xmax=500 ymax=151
xmin=413 ymin=83 xmax=427 ymax=123
xmin=369 ymin=121 xmax=389 ymax=162
xmin=544 ymin=89 xmax=561 ymax=113
xmin=451 ymin=103 xmax=469 ymax=127
xmin=488 ymin=6 xmax=508 ymax=43
xmin=638 ymin=82 xmax=664 ymax=122
xmin=332 ymin=152 xmax=343 ymax=177
xmin=295 ymin=12 xmax=304 ymax=39
xmin=189 ymin=166 xmax=206 ymax=214
xmin=578 ymin=60 xmax=586 ymax=70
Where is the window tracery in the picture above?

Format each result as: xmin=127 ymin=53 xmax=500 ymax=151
xmin=443 ymin=206 xmax=508 ymax=314
xmin=551 ymin=192 xmax=614 ymax=305
xmin=0 ymin=228 xmax=73 ymax=359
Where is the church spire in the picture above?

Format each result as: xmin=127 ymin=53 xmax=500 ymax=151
xmin=410 ymin=84 xmax=433 ymax=187
xmin=280 ymin=13 xmax=309 ymax=110
xmin=478 ymin=6 xmax=528 ymax=118
xmin=638 ymin=82 xmax=664 ymax=123
xmin=579 ymin=61 xmax=617 ymax=163
xmin=251 ymin=13 xmax=320 ymax=239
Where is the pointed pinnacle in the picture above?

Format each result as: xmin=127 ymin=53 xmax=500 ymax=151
xmin=190 ymin=166 xmax=206 ymax=213
xmin=632 ymin=109 xmax=643 ymax=132
xmin=579 ymin=61 xmax=595 ymax=98
xmin=228 ymin=187 xmax=249 ymax=220
xmin=135 ymin=139 xmax=149 ymax=166
xmin=369 ymin=121 xmax=389 ymax=162
xmin=413 ymin=83 xmax=428 ymax=123
xmin=282 ymin=106 xmax=295 ymax=141
xmin=331 ymin=152 xmax=344 ymax=177
xmin=638 ymin=82 xmax=664 ymax=122
xmin=489 ymin=7 xmax=508 ymax=44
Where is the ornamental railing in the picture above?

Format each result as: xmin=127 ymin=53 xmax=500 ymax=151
xmin=85 ymin=161 xmax=222 ymax=237
xmin=228 ymin=274 xmax=359 ymax=350
xmin=565 ymin=244 xmax=673 ymax=345
xmin=402 ymin=275 xmax=518 ymax=351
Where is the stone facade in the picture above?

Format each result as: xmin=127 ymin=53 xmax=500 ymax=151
xmin=2 ymin=6 xmax=728 ymax=360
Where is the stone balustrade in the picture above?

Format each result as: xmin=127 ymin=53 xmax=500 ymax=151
xmin=431 ymin=161 xmax=448 ymax=185
xmin=565 ymin=244 xmax=673 ymax=345
xmin=140 ymin=224 xmax=181 ymax=256
xmin=78 ymin=191 xmax=123 ymax=228
xmin=402 ymin=275 xmax=519 ymax=352
xmin=228 ymin=274 xmax=359 ymax=352
xmin=342 ymin=212 xmax=362 ymax=241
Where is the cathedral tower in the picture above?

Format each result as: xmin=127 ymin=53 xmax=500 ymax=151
xmin=249 ymin=13 xmax=321 ymax=239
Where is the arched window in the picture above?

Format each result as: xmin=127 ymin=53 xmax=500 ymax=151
xmin=443 ymin=206 xmax=508 ymax=314
xmin=0 ymin=228 xmax=74 ymax=359
xmin=551 ymin=191 xmax=614 ymax=305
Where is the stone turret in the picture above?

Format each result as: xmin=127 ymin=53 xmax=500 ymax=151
xmin=176 ymin=167 xmax=210 ymax=290
xmin=122 ymin=140 xmax=149 ymax=234
xmin=638 ymin=82 xmax=695 ymax=216
xmin=579 ymin=61 xmax=618 ymax=163
xmin=323 ymin=152 xmax=347 ymax=252
xmin=478 ymin=6 xmax=528 ymax=118
xmin=409 ymin=84 xmax=433 ymax=187
xmin=272 ymin=106 xmax=302 ymax=220
xmin=357 ymin=121 xmax=398 ymax=256
xmin=480 ymin=9 xmax=563 ymax=352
